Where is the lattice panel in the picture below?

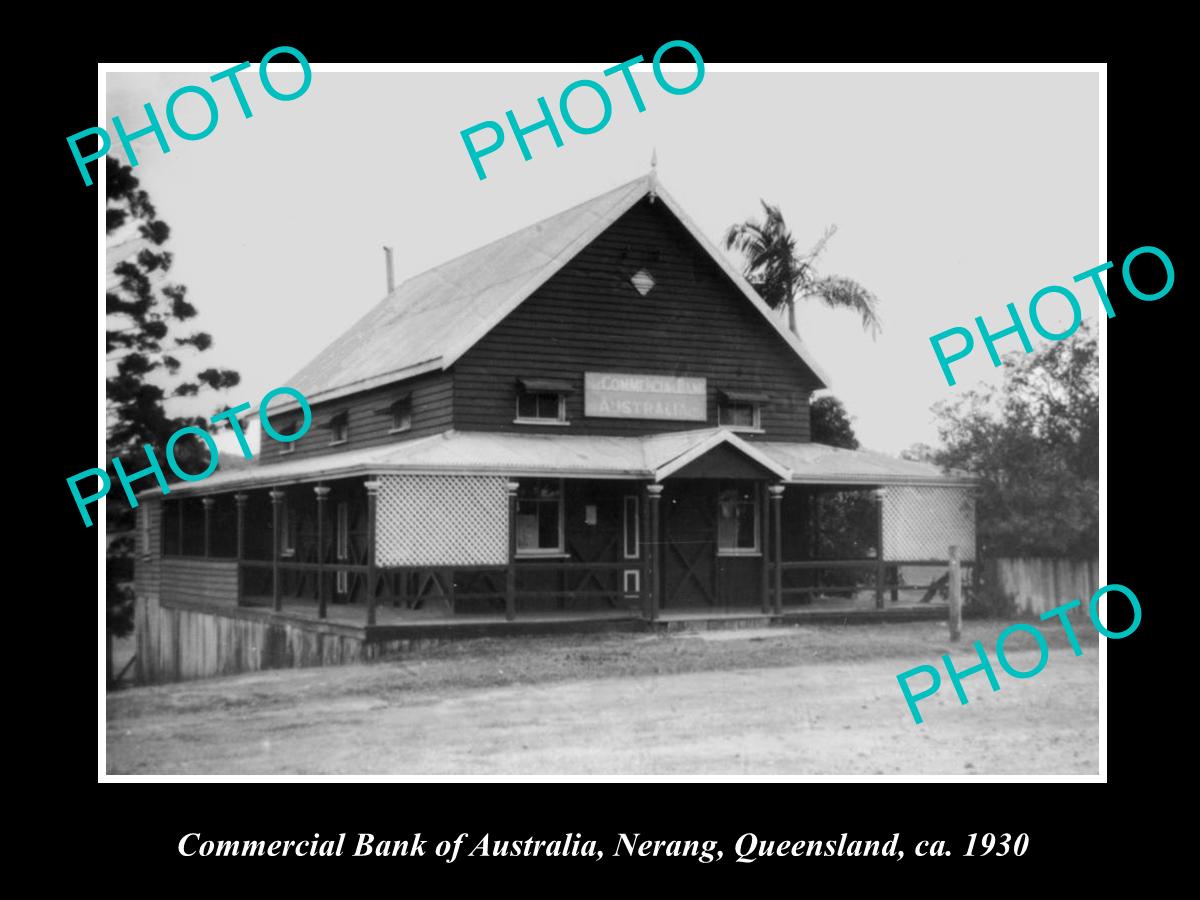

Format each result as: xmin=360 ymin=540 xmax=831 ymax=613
xmin=376 ymin=475 xmax=508 ymax=567
xmin=881 ymin=486 xmax=975 ymax=562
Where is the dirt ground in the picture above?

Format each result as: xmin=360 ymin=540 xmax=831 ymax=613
xmin=105 ymin=618 xmax=1101 ymax=776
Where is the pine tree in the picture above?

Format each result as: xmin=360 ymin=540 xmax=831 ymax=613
xmin=106 ymin=158 xmax=240 ymax=639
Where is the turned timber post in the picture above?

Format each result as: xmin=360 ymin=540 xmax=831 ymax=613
xmin=641 ymin=488 xmax=652 ymax=617
xmin=646 ymin=484 xmax=664 ymax=620
xmin=234 ymin=493 xmax=248 ymax=605
xmin=365 ymin=480 xmax=380 ymax=627
xmin=269 ymin=489 xmax=285 ymax=611
xmin=874 ymin=488 xmax=887 ymax=610
xmin=201 ymin=497 xmax=215 ymax=558
xmin=760 ymin=482 xmax=771 ymax=614
xmin=768 ymin=485 xmax=784 ymax=614
xmin=506 ymin=481 xmax=519 ymax=621
xmin=314 ymin=485 xmax=330 ymax=620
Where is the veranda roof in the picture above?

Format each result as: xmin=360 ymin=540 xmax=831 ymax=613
xmin=161 ymin=429 xmax=974 ymax=497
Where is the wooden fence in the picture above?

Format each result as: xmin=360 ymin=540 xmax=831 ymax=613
xmin=987 ymin=557 xmax=1099 ymax=615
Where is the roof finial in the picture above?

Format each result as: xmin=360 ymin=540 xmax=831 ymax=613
xmin=649 ymin=147 xmax=658 ymax=203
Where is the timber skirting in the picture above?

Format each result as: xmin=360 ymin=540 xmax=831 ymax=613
xmin=133 ymin=594 xmax=949 ymax=685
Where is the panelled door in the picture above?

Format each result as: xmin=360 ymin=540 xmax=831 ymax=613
xmin=661 ymin=481 xmax=717 ymax=609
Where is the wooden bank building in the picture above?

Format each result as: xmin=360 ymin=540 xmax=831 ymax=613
xmin=134 ymin=173 xmax=976 ymax=681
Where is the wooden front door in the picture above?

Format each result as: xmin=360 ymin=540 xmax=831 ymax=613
xmin=661 ymin=481 xmax=717 ymax=609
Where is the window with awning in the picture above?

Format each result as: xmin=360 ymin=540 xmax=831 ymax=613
xmin=515 ymin=377 xmax=573 ymax=423
xmin=386 ymin=394 xmax=412 ymax=432
xmin=718 ymin=388 xmax=770 ymax=431
xmin=328 ymin=411 xmax=349 ymax=444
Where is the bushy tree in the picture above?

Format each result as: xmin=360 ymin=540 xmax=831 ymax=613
xmin=105 ymin=159 xmax=241 ymax=639
xmin=930 ymin=324 xmax=1099 ymax=558
xmin=810 ymin=395 xmax=859 ymax=449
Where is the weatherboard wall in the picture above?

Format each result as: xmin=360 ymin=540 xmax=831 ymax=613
xmin=451 ymin=197 xmax=820 ymax=442
xmin=256 ymin=371 xmax=453 ymax=467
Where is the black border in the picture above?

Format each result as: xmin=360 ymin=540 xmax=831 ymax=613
xmin=37 ymin=22 xmax=1180 ymax=882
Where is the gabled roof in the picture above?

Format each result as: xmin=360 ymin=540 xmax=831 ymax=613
xmin=642 ymin=428 xmax=791 ymax=481
xmin=281 ymin=174 xmax=831 ymax=409
xmin=161 ymin=430 xmax=971 ymax=497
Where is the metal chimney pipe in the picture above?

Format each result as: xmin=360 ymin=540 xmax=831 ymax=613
xmin=383 ymin=246 xmax=395 ymax=293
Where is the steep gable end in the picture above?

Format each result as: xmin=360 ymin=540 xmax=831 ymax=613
xmin=452 ymin=197 xmax=825 ymax=441
xmin=281 ymin=175 xmax=829 ymax=410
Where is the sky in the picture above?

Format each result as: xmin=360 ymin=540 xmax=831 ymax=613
xmin=105 ymin=67 xmax=1100 ymax=455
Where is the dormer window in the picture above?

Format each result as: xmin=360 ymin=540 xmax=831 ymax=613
xmin=718 ymin=389 xmax=769 ymax=432
xmin=329 ymin=411 xmax=349 ymax=445
xmin=515 ymin=377 xmax=572 ymax=425
xmin=630 ymin=268 xmax=656 ymax=296
xmin=276 ymin=416 xmax=299 ymax=454
xmin=389 ymin=394 xmax=413 ymax=433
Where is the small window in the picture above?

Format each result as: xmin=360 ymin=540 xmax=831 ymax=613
xmin=718 ymin=401 xmax=760 ymax=430
xmin=515 ymin=479 xmax=564 ymax=555
xmin=329 ymin=411 xmax=349 ymax=445
xmin=630 ymin=268 xmax=656 ymax=296
xmin=276 ymin=417 xmax=298 ymax=453
xmin=717 ymin=481 xmax=760 ymax=555
xmin=389 ymin=395 xmax=413 ymax=433
xmin=516 ymin=391 xmax=566 ymax=423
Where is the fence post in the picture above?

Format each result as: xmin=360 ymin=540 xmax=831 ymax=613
xmin=948 ymin=545 xmax=962 ymax=641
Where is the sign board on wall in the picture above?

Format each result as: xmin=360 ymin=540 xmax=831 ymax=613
xmin=584 ymin=372 xmax=707 ymax=421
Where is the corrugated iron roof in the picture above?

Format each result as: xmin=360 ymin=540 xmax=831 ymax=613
xmin=284 ymin=177 xmax=652 ymax=406
xmin=279 ymin=174 xmax=832 ymax=411
xmin=759 ymin=442 xmax=975 ymax=486
xmin=163 ymin=430 xmax=973 ymax=496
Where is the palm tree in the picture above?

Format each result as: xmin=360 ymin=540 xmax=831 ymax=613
xmin=724 ymin=200 xmax=881 ymax=338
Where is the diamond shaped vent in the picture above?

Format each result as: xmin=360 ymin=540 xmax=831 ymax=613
xmin=630 ymin=269 xmax=656 ymax=296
